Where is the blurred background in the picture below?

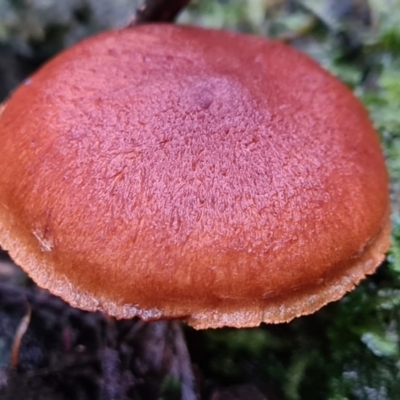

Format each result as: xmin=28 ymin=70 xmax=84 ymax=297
xmin=1 ymin=1 xmax=400 ymax=399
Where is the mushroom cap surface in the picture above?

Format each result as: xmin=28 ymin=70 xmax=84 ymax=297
xmin=0 ymin=24 xmax=390 ymax=329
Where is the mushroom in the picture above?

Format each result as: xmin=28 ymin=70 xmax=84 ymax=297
xmin=0 ymin=24 xmax=390 ymax=329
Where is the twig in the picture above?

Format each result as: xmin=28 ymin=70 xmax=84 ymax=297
xmin=129 ymin=0 xmax=191 ymax=26
xmin=10 ymin=302 xmax=31 ymax=368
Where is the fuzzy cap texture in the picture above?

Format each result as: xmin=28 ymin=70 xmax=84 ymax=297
xmin=0 ymin=24 xmax=391 ymax=328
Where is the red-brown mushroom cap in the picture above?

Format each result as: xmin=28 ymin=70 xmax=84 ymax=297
xmin=0 ymin=24 xmax=390 ymax=329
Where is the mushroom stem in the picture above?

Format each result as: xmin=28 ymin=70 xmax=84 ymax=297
xmin=170 ymin=321 xmax=199 ymax=400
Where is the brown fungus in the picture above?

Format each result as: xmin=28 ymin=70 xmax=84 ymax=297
xmin=0 ymin=24 xmax=391 ymax=329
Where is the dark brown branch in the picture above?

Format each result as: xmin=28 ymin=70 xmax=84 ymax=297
xmin=130 ymin=0 xmax=191 ymax=26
